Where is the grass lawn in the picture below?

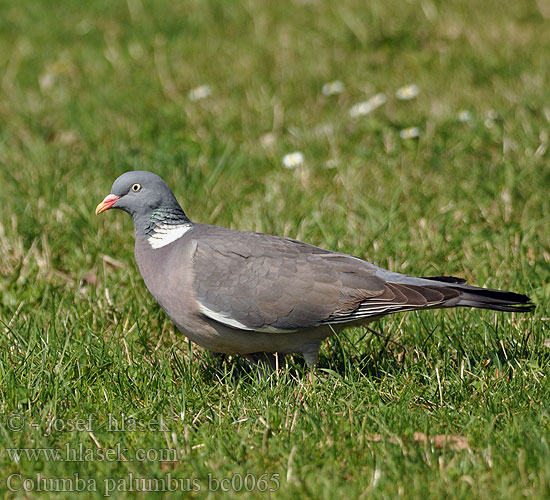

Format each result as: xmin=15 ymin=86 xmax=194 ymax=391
xmin=1 ymin=0 xmax=549 ymax=497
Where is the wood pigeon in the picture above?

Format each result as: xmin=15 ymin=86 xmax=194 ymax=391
xmin=96 ymin=171 xmax=533 ymax=367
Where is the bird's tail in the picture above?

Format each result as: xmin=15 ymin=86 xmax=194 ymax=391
xmin=420 ymin=276 xmax=534 ymax=313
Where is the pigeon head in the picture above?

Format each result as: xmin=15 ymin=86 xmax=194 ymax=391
xmin=95 ymin=171 xmax=190 ymax=236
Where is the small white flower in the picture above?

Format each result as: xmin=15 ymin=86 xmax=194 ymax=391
xmin=458 ymin=110 xmax=472 ymax=122
xmin=396 ymin=84 xmax=419 ymax=100
xmin=260 ymin=132 xmax=276 ymax=147
xmin=325 ymin=158 xmax=340 ymax=169
xmin=399 ymin=127 xmax=420 ymax=139
xmin=76 ymin=19 xmax=93 ymax=35
xmin=349 ymin=93 xmax=386 ymax=117
xmin=314 ymin=123 xmax=334 ymax=136
xmin=484 ymin=110 xmax=498 ymax=129
xmin=188 ymin=85 xmax=212 ymax=101
xmin=322 ymin=80 xmax=345 ymax=96
xmin=39 ymin=72 xmax=55 ymax=91
xmin=282 ymin=151 xmax=304 ymax=169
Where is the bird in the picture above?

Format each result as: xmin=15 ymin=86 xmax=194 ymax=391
xmin=95 ymin=171 xmax=534 ymax=368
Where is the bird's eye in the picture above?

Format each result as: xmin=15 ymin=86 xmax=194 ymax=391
xmin=131 ymin=183 xmax=141 ymax=192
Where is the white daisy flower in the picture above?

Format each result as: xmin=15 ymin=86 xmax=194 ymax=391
xmin=188 ymin=85 xmax=212 ymax=101
xmin=484 ymin=110 xmax=499 ymax=129
xmin=458 ymin=110 xmax=472 ymax=122
xmin=322 ymin=80 xmax=345 ymax=96
xmin=260 ymin=132 xmax=276 ymax=147
xmin=325 ymin=158 xmax=340 ymax=169
xmin=76 ymin=19 xmax=93 ymax=35
xmin=396 ymin=84 xmax=419 ymax=100
xmin=349 ymin=93 xmax=386 ymax=117
xmin=314 ymin=123 xmax=334 ymax=136
xmin=39 ymin=72 xmax=56 ymax=91
xmin=399 ymin=127 xmax=420 ymax=139
xmin=282 ymin=151 xmax=305 ymax=169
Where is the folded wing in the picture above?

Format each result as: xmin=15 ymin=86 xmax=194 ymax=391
xmin=190 ymin=228 xmax=463 ymax=332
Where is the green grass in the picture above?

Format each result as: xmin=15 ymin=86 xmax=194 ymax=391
xmin=0 ymin=0 xmax=549 ymax=498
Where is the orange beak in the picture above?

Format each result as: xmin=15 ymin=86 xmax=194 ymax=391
xmin=95 ymin=194 xmax=120 ymax=215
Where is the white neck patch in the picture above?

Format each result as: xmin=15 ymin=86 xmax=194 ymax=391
xmin=147 ymin=224 xmax=192 ymax=249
